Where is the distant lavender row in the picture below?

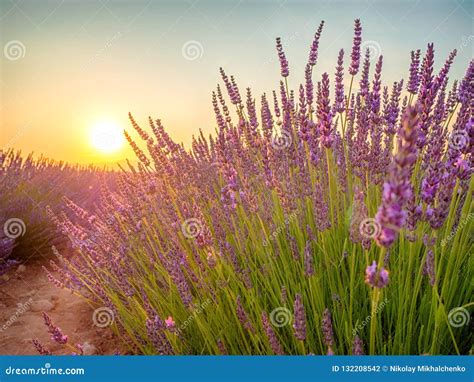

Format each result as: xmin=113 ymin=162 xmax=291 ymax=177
xmin=0 ymin=149 xmax=112 ymax=277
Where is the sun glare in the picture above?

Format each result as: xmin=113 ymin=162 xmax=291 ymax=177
xmin=90 ymin=120 xmax=124 ymax=154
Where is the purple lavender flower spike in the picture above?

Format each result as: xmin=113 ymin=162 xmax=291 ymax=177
xmin=32 ymin=339 xmax=52 ymax=355
xmin=146 ymin=315 xmax=174 ymax=355
xmin=407 ymin=49 xmax=421 ymax=94
xmin=359 ymin=49 xmax=371 ymax=98
xmin=416 ymin=43 xmax=435 ymax=147
xmin=334 ymin=49 xmax=345 ymax=113
xmin=421 ymin=163 xmax=440 ymax=204
xmin=305 ymin=64 xmax=314 ymax=111
xmin=276 ymin=37 xmax=289 ymax=78
xmin=322 ymin=308 xmax=334 ymax=347
xmin=428 ymin=165 xmax=458 ymax=230
xmin=236 ymin=295 xmax=256 ymax=333
xmin=281 ymin=285 xmax=288 ymax=304
xmin=375 ymin=106 xmax=419 ymax=247
xmin=365 ymin=261 xmax=389 ymax=288
xmin=304 ymin=241 xmax=315 ymax=277
xmin=217 ymin=339 xmax=228 ymax=355
xmin=423 ymin=250 xmax=436 ymax=286
xmin=350 ymin=187 xmax=371 ymax=248
xmin=293 ymin=293 xmax=307 ymax=341
xmin=220 ymin=68 xmax=239 ymax=106
xmin=322 ymin=309 xmax=335 ymax=355
xmin=261 ymin=312 xmax=285 ymax=355
xmin=318 ymin=72 xmax=334 ymax=148
xmin=353 ymin=336 xmax=365 ymax=355
xmin=349 ymin=19 xmax=362 ymax=76
xmin=434 ymin=49 xmax=457 ymax=91
xmin=308 ymin=20 xmax=325 ymax=67
xmin=42 ymin=312 xmax=68 ymax=345
xmin=371 ymin=55 xmax=383 ymax=115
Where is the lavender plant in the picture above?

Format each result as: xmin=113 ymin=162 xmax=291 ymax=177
xmin=45 ymin=19 xmax=473 ymax=355
xmin=0 ymin=149 xmax=109 ymax=276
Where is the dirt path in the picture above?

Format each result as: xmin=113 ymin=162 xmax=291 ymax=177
xmin=0 ymin=258 xmax=120 ymax=355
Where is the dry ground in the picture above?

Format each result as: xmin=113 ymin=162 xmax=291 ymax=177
xmin=0 ymin=256 xmax=121 ymax=355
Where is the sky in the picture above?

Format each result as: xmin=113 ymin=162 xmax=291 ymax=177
xmin=1 ymin=0 xmax=473 ymax=165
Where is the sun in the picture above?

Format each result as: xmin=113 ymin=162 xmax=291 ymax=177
xmin=90 ymin=120 xmax=124 ymax=154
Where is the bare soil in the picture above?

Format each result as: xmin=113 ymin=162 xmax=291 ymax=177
xmin=0 ymin=257 xmax=121 ymax=355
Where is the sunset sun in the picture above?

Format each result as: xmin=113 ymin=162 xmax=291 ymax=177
xmin=90 ymin=120 xmax=124 ymax=154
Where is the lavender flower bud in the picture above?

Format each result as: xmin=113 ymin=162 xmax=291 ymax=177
xmin=42 ymin=312 xmax=68 ymax=345
xmin=423 ymin=250 xmax=436 ymax=286
xmin=217 ymin=339 xmax=228 ymax=355
xmin=334 ymin=49 xmax=345 ymax=113
xmin=304 ymin=241 xmax=315 ymax=277
xmin=281 ymin=285 xmax=287 ymax=304
xmin=317 ymin=72 xmax=334 ymax=148
xmin=353 ymin=335 xmax=365 ymax=355
xmin=308 ymin=21 xmax=324 ymax=67
xmin=236 ymin=296 xmax=255 ymax=333
xmin=322 ymin=308 xmax=334 ymax=347
xmin=276 ymin=37 xmax=289 ymax=78
xmin=407 ymin=49 xmax=421 ymax=94
xmin=32 ymin=339 xmax=52 ymax=355
xmin=365 ymin=261 xmax=389 ymax=288
xmin=375 ymin=107 xmax=419 ymax=247
xmin=146 ymin=315 xmax=174 ymax=355
xmin=349 ymin=19 xmax=362 ymax=75
xmin=293 ymin=293 xmax=307 ymax=341
xmin=261 ymin=312 xmax=285 ymax=355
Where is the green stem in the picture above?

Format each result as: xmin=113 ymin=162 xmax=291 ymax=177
xmin=369 ymin=288 xmax=380 ymax=355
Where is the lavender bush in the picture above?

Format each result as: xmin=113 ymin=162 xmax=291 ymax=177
xmin=44 ymin=19 xmax=472 ymax=355
xmin=0 ymin=149 xmax=108 ymax=276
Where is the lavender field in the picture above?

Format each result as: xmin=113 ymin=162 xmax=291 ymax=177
xmin=1 ymin=17 xmax=472 ymax=356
